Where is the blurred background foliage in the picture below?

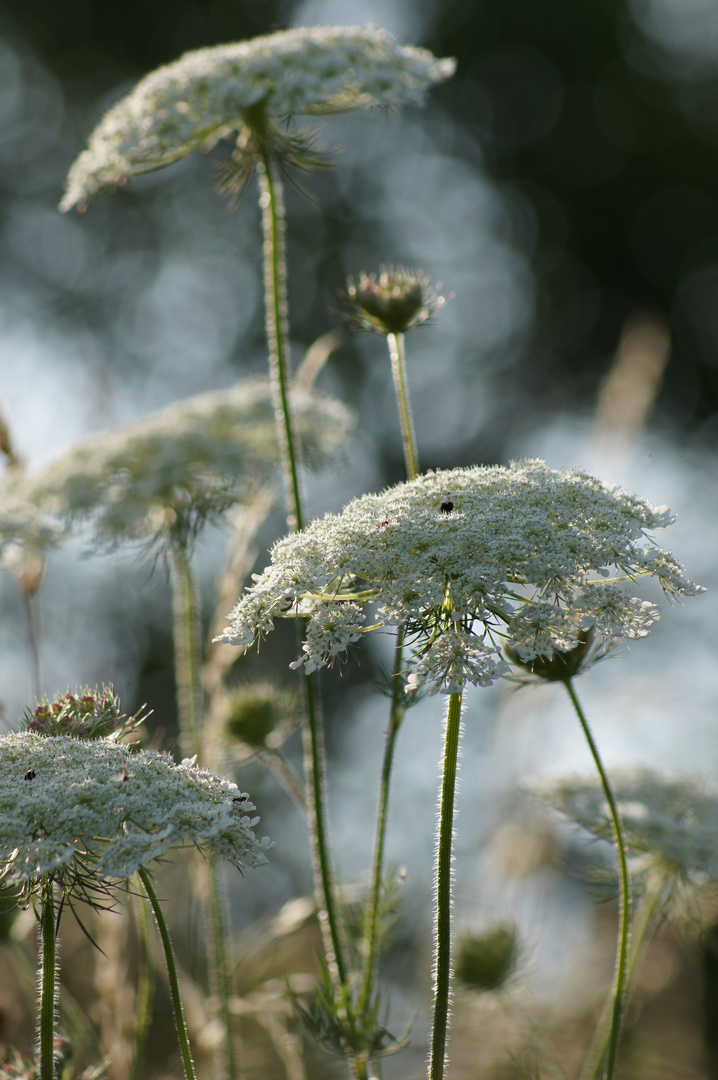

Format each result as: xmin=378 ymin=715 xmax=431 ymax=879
xmin=1 ymin=0 xmax=718 ymax=1076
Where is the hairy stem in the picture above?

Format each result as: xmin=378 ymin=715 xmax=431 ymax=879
xmin=579 ymin=866 xmax=670 ymax=1080
xmin=256 ymin=146 xmax=347 ymax=992
xmin=129 ymin=890 xmax=154 ymax=1080
xmin=429 ymin=691 xmax=463 ymax=1080
xmin=564 ymin=678 xmax=630 ymax=1080
xmin=301 ymin=662 xmax=348 ymax=987
xmin=169 ymin=538 xmax=203 ymax=761
xmin=358 ymin=629 xmax=407 ymax=1020
xmin=387 ymin=332 xmax=419 ymax=481
xmin=169 ymin=535 xmax=237 ymax=1080
xmin=38 ymin=878 xmax=58 ymax=1080
xmin=257 ymin=151 xmax=304 ymax=532
xmin=139 ymin=868 xmax=197 ymax=1080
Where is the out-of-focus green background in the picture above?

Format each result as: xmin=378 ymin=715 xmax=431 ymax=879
xmin=1 ymin=1 xmax=718 ymax=1076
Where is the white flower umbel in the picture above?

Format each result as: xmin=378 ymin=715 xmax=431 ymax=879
xmin=533 ymin=767 xmax=718 ymax=1080
xmin=0 ymin=732 xmax=272 ymax=897
xmin=533 ymin=768 xmax=718 ymax=884
xmin=5 ymin=376 xmax=354 ymax=549
xmin=219 ymin=459 xmax=700 ymax=694
xmin=60 ymin=26 xmax=456 ymax=210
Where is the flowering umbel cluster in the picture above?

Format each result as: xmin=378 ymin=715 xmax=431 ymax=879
xmin=533 ymin=769 xmax=718 ymax=884
xmin=60 ymin=26 xmax=455 ymax=211
xmin=218 ymin=460 xmax=700 ymax=695
xmin=24 ymin=685 xmax=145 ymax=741
xmin=0 ymin=720 xmax=272 ymax=902
xmin=4 ymin=377 xmax=353 ymax=549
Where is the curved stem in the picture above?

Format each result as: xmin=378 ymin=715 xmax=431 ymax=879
xmin=387 ymin=333 xmax=419 ymax=481
xmin=357 ymin=629 xmax=406 ymax=1019
xmin=38 ymin=878 xmax=58 ymax=1080
xmin=563 ymin=678 xmax=630 ymax=1080
xmin=259 ymin=748 xmax=307 ymax=811
xmin=139 ymin=868 xmax=197 ymax=1080
xmin=579 ymin=865 xmax=670 ymax=1080
xmin=257 ymin=151 xmax=304 ymax=532
xmin=301 ymin=660 xmax=348 ymax=988
xmin=428 ymin=691 xmax=463 ymax=1080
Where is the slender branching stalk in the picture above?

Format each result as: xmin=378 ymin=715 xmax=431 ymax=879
xmin=387 ymin=332 xmax=419 ymax=481
xmin=579 ymin=865 xmax=670 ymax=1080
xmin=256 ymin=145 xmax=348 ymax=991
xmin=38 ymin=878 xmax=58 ymax=1080
xmin=429 ymin=690 xmax=463 ymax=1080
xmin=139 ymin=868 xmax=197 ymax=1080
xmin=168 ymin=532 xmax=238 ymax=1080
xmin=563 ymin=678 xmax=630 ymax=1080
xmin=354 ymin=325 xmax=418 ymax=1048
xmin=358 ymin=629 xmax=407 ymax=1024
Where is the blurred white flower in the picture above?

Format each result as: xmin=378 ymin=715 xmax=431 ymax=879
xmin=532 ymin=768 xmax=718 ymax=882
xmin=218 ymin=459 xmax=700 ymax=694
xmin=0 ymin=729 xmax=272 ymax=899
xmin=61 ymin=26 xmax=455 ymax=211
xmin=3 ymin=376 xmax=354 ymax=549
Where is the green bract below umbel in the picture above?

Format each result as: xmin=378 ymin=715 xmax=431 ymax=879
xmin=0 ymin=733 xmax=272 ymax=897
xmin=60 ymin=25 xmax=456 ymax=211
xmin=218 ymin=460 xmax=702 ymax=695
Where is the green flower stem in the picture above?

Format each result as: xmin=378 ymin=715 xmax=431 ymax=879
xmin=579 ymin=866 xmax=670 ymax=1080
xmin=129 ymin=890 xmax=155 ymax=1080
xmin=563 ymin=678 xmax=630 ymax=1080
xmin=24 ymin=591 xmax=41 ymax=701
xmin=301 ymin=658 xmax=349 ymax=988
xmin=429 ymin=690 xmax=463 ymax=1080
xmin=168 ymin=534 xmax=237 ymax=1080
xmin=139 ymin=867 xmax=197 ymax=1080
xmin=357 ymin=628 xmax=407 ymax=1020
xmin=256 ymin=144 xmax=348 ymax=992
xmin=169 ymin=537 xmax=203 ymax=761
xmin=257 ymin=150 xmax=304 ymax=533
xmin=386 ymin=332 xmax=419 ymax=481
xmin=38 ymin=878 xmax=58 ymax=1080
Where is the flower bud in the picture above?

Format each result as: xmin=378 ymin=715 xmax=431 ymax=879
xmin=505 ymin=626 xmax=597 ymax=682
xmin=454 ymin=922 xmax=519 ymax=993
xmin=343 ymin=266 xmax=446 ymax=335
xmin=220 ymin=682 xmax=297 ymax=752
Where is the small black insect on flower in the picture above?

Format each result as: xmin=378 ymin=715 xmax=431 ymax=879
xmin=440 ymin=501 xmax=454 ymax=514
xmin=24 ymin=769 xmax=36 ymax=781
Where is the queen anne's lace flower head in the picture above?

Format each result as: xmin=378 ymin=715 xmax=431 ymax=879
xmin=0 ymin=731 xmax=272 ymax=901
xmin=531 ymin=768 xmax=718 ymax=883
xmin=218 ymin=460 xmax=701 ymax=695
xmin=60 ymin=26 xmax=456 ymax=211
xmin=5 ymin=377 xmax=354 ymax=549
